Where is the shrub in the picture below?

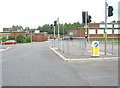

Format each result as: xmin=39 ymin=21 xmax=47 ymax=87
xmin=16 ymin=35 xmax=31 ymax=43
xmin=8 ymin=36 xmax=14 ymax=40
xmin=16 ymin=35 xmax=25 ymax=43
xmin=25 ymin=36 xmax=31 ymax=43
xmin=2 ymin=36 xmax=7 ymax=42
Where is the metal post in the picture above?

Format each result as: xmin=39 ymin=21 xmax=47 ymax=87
xmin=57 ymin=17 xmax=60 ymax=49
xmin=63 ymin=25 xmax=64 ymax=37
xmin=104 ymin=0 xmax=108 ymax=55
xmin=62 ymin=25 xmax=64 ymax=53
xmin=54 ymin=26 xmax=55 ymax=47
xmin=87 ymin=23 xmax=90 ymax=42
xmin=57 ymin=17 xmax=60 ymax=39
xmin=85 ymin=11 xmax=88 ymax=48
xmin=112 ymin=22 xmax=114 ymax=54
xmin=31 ymin=29 xmax=32 ymax=43
xmin=67 ymin=40 xmax=69 ymax=54
xmin=54 ymin=26 xmax=55 ymax=38
xmin=62 ymin=39 xmax=64 ymax=53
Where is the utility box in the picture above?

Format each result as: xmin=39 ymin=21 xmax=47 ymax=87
xmin=91 ymin=41 xmax=99 ymax=57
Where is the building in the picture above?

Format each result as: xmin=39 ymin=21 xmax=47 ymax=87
xmin=68 ymin=23 xmax=120 ymax=40
xmin=3 ymin=28 xmax=12 ymax=32
xmin=26 ymin=32 xmax=48 ymax=42
xmin=1 ymin=31 xmax=48 ymax=42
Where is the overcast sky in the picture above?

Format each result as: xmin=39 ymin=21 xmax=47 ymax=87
xmin=0 ymin=0 xmax=119 ymax=31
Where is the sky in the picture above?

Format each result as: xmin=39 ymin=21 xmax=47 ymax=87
xmin=0 ymin=0 xmax=119 ymax=31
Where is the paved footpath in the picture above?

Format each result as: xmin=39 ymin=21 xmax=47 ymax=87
xmin=49 ymin=39 xmax=119 ymax=61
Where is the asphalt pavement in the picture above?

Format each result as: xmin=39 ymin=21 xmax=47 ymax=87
xmin=1 ymin=41 xmax=118 ymax=86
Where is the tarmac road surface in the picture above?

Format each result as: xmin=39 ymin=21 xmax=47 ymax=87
xmin=1 ymin=41 xmax=118 ymax=86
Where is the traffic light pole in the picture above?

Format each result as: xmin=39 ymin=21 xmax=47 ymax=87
xmin=85 ymin=11 xmax=88 ymax=48
xmin=31 ymin=29 xmax=32 ymax=43
xmin=54 ymin=26 xmax=55 ymax=38
xmin=57 ymin=17 xmax=60 ymax=39
xmin=104 ymin=0 xmax=107 ymax=55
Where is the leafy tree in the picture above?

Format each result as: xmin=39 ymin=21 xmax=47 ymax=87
xmin=37 ymin=26 xmax=42 ymax=33
xmin=16 ymin=35 xmax=25 ymax=43
xmin=36 ymin=22 xmax=83 ymax=35
xmin=2 ymin=36 xmax=7 ymax=42
xmin=117 ymin=21 xmax=120 ymax=23
xmin=23 ymin=27 xmax=30 ymax=33
xmin=25 ymin=36 xmax=31 ymax=43
xmin=8 ymin=36 xmax=14 ymax=40
xmin=16 ymin=35 xmax=31 ymax=43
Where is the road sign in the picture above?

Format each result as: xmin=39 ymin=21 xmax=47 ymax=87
xmin=94 ymin=42 xmax=98 ymax=47
xmin=92 ymin=41 xmax=99 ymax=57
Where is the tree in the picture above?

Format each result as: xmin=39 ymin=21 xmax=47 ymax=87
xmin=23 ymin=27 xmax=30 ymax=33
xmin=100 ymin=21 xmax=105 ymax=23
xmin=117 ymin=21 xmax=120 ymax=23
xmin=8 ymin=36 xmax=14 ymax=40
xmin=36 ymin=21 xmax=83 ymax=35
xmin=11 ymin=25 xmax=24 ymax=32
xmin=16 ymin=35 xmax=25 ymax=43
xmin=25 ymin=36 xmax=31 ymax=43
xmin=2 ymin=36 xmax=7 ymax=42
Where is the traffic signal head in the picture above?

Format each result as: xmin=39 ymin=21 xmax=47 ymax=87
xmin=87 ymin=15 xmax=92 ymax=23
xmin=54 ymin=21 xmax=57 ymax=26
xmin=82 ymin=11 xmax=88 ymax=24
xmin=50 ymin=24 xmax=53 ymax=28
xmin=108 ymin=6 xmax=113 ymax=17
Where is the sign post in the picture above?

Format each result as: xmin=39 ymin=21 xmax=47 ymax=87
xmin=91 ymin=41 xmax=99 ymax=57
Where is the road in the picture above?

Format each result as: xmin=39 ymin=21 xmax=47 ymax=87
xmin=1 ymin=41 xmax=118 ymax=86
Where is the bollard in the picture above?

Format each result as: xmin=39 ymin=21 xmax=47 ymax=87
xmin=91 ymin=41 xmax=100 ymax=57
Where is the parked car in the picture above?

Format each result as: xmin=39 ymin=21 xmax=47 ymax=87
xmin=2 ymin=40 xmax=17 ymax=45
xmin=62 ymin=36 xmax=73 ymax=40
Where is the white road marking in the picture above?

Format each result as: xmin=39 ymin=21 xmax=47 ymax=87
xmin=49 ymin=47 xmax=118 ymax=61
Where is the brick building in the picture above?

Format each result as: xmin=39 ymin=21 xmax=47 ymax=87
xmin=68 ymin=23 xmax=120 ymax=40
xmin=27 ymin=33 xmax=48 ymax=42
xmin=1 ymin=31 xmax=48 ymax=42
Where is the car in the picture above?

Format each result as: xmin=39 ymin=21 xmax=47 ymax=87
xmin=62 ymin=36 xmax=73 ymax=40
xmin=2 ymin=40 xmax=17 ymax=45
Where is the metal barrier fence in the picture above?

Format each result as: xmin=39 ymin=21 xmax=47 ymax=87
xmin=49 ymin=38 xmax=118 ymax=57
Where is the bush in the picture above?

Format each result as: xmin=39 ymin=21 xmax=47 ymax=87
xmin=16 ymin=35 xmax=25 ymax=43
xmin=16 ymin=35 xmax=31 ymax=43
xmin=8 ymin=36 xmax=14 ymax=40
xmin=2 ymin=36 xmax=7 ymax=42
xmin=25 ymin=36 xmax=31 ymax=43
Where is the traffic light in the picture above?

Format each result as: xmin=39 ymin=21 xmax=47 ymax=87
xmin=82 ymin=11 xmax=88 ymax=24
xmin=108 ymin=6 xmax=113 ymax=17
xmin=54 ymin=21 xmax=57 ymax=26
xmin=50 ymin=24 xmax=53 ymax=28
xmin=87 ymin=15 xmax=92 ymax=23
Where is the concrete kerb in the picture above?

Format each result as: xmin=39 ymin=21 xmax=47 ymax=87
xmin=0 ymin=47 xmax=11 ymax=52
xmin=49 ymin=47 xmax=68 ymax=61
xmin=49 ymin=47 xmax=118 ymax=61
